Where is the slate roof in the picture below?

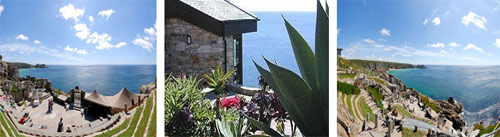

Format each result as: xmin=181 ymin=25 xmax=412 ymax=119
xmin=166 ymin=0 xmax=258 ymax=36
xmin=179 ymin=0 xmax=258 ymax=21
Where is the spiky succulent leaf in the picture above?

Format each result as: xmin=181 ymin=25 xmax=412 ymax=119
xmin=283 ymin=16 xmax=318 ymax=91
xmin=315 ymin=0 xmax=330 ymax=125
xmin=247 ymin=116 xmax=282 ymax=136
xmin=253 ymin=59 xmax=309 ymax=133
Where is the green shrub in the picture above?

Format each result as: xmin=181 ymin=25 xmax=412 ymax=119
xmin=420 ymin=95 xmax=438 ymax=112
xmin=337 ymin=81 xmax=360 ymax=95
xmin=165 ymin=75 xmax=215 ymax=136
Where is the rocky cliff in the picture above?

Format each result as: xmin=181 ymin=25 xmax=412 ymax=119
xmin=435 ymin=97 xmax=466 ymax=130
xmin=349 ymin=59 xmax=426 ymax=71
xmin=0 ymin=61 xmax=19 ymax=81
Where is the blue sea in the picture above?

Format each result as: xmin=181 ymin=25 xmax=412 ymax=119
xmin=19 ymin=65 xmax=156 ymax=96
xmin=242 ymin=12 xmax=316 ymax=87
xmin=388 ymin=65 xmax=500 ymax=125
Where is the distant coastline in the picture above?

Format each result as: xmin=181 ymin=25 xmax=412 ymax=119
xmin=7 ymin=62 xmax=47 ymax=69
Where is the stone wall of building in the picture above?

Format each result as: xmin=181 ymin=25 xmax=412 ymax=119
xmin=166 ymin=18 xmax=234 ymax=77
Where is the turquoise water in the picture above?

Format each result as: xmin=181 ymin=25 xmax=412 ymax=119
xmin=19 ymin=65 xmax=156 ymax=96
xmin=388 ymin=65 xmax=500 ymax=124
xmin=242 ymin=12 xmax=316 ymax=87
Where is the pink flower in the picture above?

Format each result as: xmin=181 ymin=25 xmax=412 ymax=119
xmin=220 ymin=96 xmax=240 ymax=109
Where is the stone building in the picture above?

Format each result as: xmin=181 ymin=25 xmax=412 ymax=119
xmin=166 ymin=0 xmax=259 ymax=84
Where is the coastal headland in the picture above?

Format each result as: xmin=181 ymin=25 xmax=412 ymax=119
xmin=336 ymin=57 xmax=486 ymax=137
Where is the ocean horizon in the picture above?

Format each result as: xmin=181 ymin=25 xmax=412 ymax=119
xmin=18 ymin=65 xmax=156 ymax=96
xmin=388 ymin=65 xmax=500 ymax=125
xmin=242 ymin=12 xmax=316 ymax=87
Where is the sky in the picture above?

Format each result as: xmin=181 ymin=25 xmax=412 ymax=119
xmin=339 ymin=0 xmax=500 ymax=65
xmin=231 ymin=0 xmax=325 ymax=12
xmin=0 ymin=0 xmax=156 ymax=65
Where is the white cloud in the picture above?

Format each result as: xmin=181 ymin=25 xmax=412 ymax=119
xmin=89 ymin=16 xmax=94 ymax=22
xmin=65 ymin=45 xmax=88 ymax=55
xmin=0 ymin=43 xmax=83 ymax=61
xmin=344 ymin=41 xmax=480 ymax=62
xmin=76 ymin=49 xmax=88 ymax=55
xmin=494 ymin=38 xmax=500 ymax=48
xmin=423 ymin=19 xmax=428 ymax=25
xmin=16 ymin=34 xmax=29 ymax=40
xmin=0 ymin=5 xmax=4 ymax=16
xmin=132 ymin=38 xmax=153 ymax=51
xmin=132 ymin=23 xmax=157 ymax=52
xmin=87 ymin=32 xmax=111 ymax=44
xmin=144 ymin=27 xmax=156 ymax=36
xmin=59 ymin=4 xmax=85 ymax=21
xmin=85 ymin=32 xmax=126 ymax=50
xmin=74 ymin=24 xmax=90 ymax=40
xmin=462 ymin=12 xmax=487 ymax=30
xmin=448 ymin=42 xmax=460 ymax=47
xmin=378 ymin=38 xmax=387 ymax=42
xmin=33 ymin=40 xmax=41 ymax=44
xmin=98 ymin=9 xmax=115 ymax=20
xmin=380 ymin=28 xmax=391 ymax=36
xmin=115 ymin=42 xmax=127 ymax=48
xmin=463 ymin=43 xmax=483 ymax=52
xmin=364 ymin=39 xmax=375 ymax=43
xmin=440 ymin=50 xmax=447 ymax=54
xmin=427 ymin=42 xmax=445 ymax=48
xmin=432 ymin=17 xmax=441 ymax=26
xmin=64 ymin=45 xmax=77 ymax=52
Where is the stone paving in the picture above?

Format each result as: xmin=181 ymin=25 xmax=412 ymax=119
xmin=21 ymin=96 xmax=98 ymax=132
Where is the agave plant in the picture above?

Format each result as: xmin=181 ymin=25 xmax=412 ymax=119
xmin=249 ymin=0 xmax=329 ymax=136
xmin=202 ymin=65 xmax=235 ymax=118
xmin=216 ymin=110 xmax=250 ymax=137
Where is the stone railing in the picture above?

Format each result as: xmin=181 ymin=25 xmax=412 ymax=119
xmin=226 ymin=83 xmax=260 ymax=96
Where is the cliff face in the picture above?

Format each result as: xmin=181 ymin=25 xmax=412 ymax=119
xmin=436 ymin=97 xmax=465 ymax=130
xmin=0 ymin=61 xmax=19 ymax=81
xmin=349 ymin=59 xmax=426 ymax=71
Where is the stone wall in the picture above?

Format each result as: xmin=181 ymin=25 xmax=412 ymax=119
xmin=165 ymin=18 xmax=234 ymax=77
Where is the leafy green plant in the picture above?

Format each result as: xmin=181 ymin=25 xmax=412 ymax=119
xmin=249 ymin=0 xmax=329 ymax=136
xmin=165 ymin=75 xmax=215 ymax=136
xmin=216 ymin=109 xmax=250 ymax=137
xmin=202 ymin=65 xmax=235 ymax=118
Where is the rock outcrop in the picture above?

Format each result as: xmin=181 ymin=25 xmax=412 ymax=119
xmin=338 ymin=100 xmax=359 ymax=137
xmin=436 ymin=97 xmax=465 ymax=130
xmin=140 ymin=82 xmax=156 ymax=94
xmin=0 ymin=61 xmax=19 ymax=81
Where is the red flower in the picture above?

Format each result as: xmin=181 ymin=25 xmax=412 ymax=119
xmin=220 ymin=96 xmax=240 ymax=110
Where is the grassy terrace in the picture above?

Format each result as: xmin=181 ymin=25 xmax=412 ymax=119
xmin=369 ymin=76 xmax=389 ymax=86
xmin=419 ymin=95 xmax=438 ymax=112
xmin=95 ymin=118 xmax=131 ymax=137
xmin=368 ymin=87 xmax=384 ymax=110
xmin=358 ymin=96 xmax=375 ymax=122
xmin=0 ymin=112 xmax=14 ymax=137
xmin=403 ymin=127 xmax=425 ymax=137
xmin=134 ymin=96 xmax=154 ymax=137
xmin=147 ymin=107 xmax=156 ymax=137
xmin=118 ymin=106 xmax=143 ymax=136
xmin=0 ymin=112 xmax=24 ymax=137
xmin=338 ymin=81 xmax=360 ymax=95
xmin=338 ymin=74 xmax=355 ymax=79
xmin=346 ymin=94 xmax=358 ymax=119
xmin=394 ymin=105 xmax=435 ymax=126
